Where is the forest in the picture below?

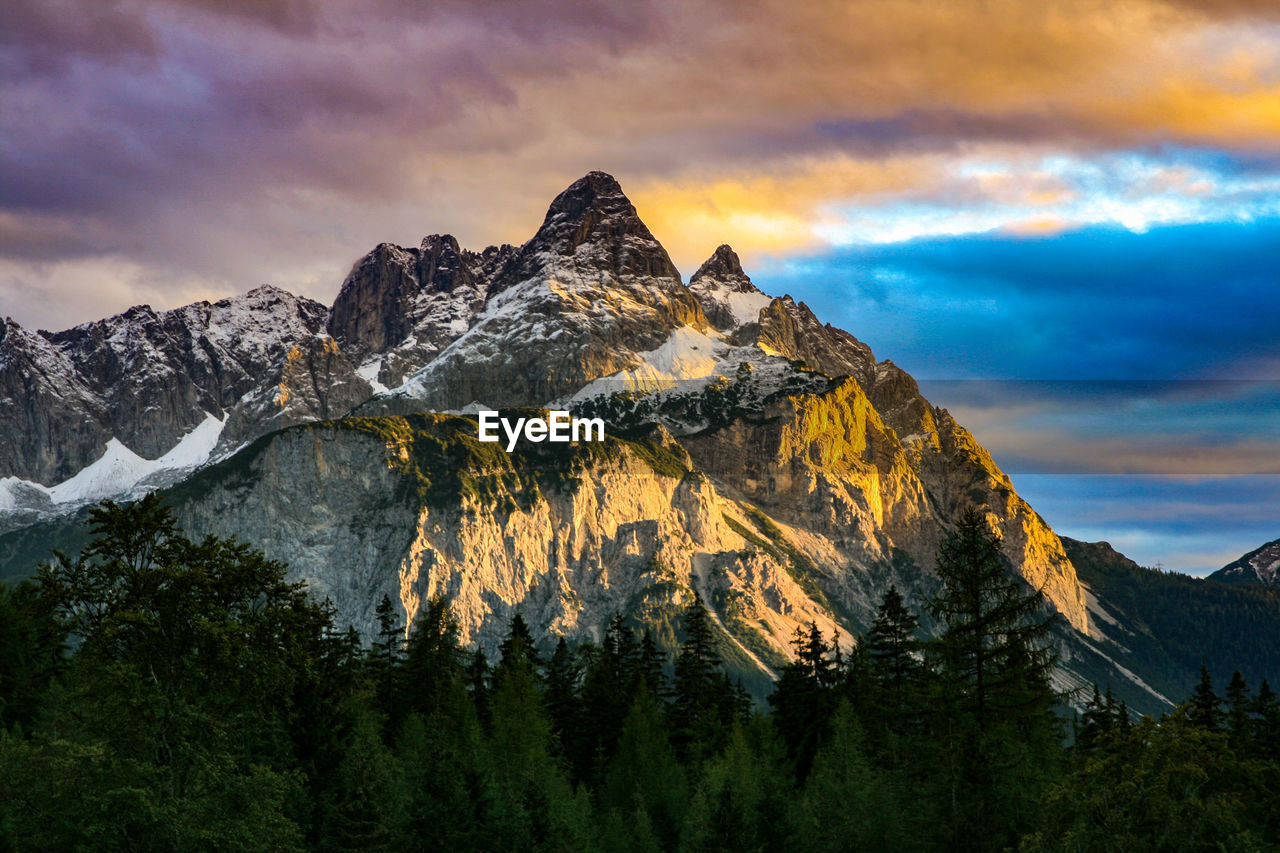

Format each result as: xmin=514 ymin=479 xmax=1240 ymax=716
xmin=1 ymin=497 xmax=1277 ymax=852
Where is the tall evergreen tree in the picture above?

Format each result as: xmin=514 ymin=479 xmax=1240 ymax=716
xmin=669 ymin=592 xmax=738 ymax=763
xmin=864 ymin=584 xmax=925 ymax=734
xmin=1189 ymin=662 xmax=1223 ymax=731
xmin=600 ymin=684 xmax=688 ymax=851
xmin=1252 ymin=679 xmax=1280 ymax=762
xmin=925 ymin=506 xmax=1062 ymax=852
xmin=769 ymin=623 xmax=839 ymax=781
xmin=400 ymin=595 xmax=465 ymax=722
xmin=1225 ymin=669 xmax=1251 ymax=747
xmin=495 ymin=612 xmax=541 ymax=682
xmin=927 ymin=507 xmax=1059 ymax=726
xmin=543 ymin=636 xmax=581 ymax=763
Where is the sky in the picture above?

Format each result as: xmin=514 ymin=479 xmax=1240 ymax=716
xmin=3 ymin=0 xmax=1280 ymax=574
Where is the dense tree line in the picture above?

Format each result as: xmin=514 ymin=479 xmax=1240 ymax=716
xmin=0 ymin=500 xmax=1277 ymax=851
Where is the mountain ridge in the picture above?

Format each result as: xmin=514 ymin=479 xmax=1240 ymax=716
xmin=21 ymin=170 xmax=1249 ymax=708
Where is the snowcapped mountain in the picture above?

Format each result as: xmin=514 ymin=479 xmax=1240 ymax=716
xmin=6 ymin=170 xmax=1243 ymax=713
xmin=1211 ymin=538 xmax=1280 ymax=585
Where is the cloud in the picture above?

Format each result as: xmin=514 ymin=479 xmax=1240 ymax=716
xmin=5 ymin=0 xmax=1280 ymax=329
xmin=754 ymin=217 xmax=1280 ymax=381
xmin=1012 ymin=474 xmax=1280 ymax=574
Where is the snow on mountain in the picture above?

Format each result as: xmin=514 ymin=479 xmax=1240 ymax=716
xmin=1210 ymin=537 xmax=1280 ymax=585
xmin=46 ymin=412 xmax=226 ymax=506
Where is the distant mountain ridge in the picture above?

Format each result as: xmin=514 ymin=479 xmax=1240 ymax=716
xmin=1210 ymin=537 xmax=1280 ymax=585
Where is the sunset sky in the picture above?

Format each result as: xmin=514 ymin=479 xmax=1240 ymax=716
xmin=4 ymin=0 xmax=1280 ymax=573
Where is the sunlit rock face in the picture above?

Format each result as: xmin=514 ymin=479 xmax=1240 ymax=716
xmin=5 ymin=169 xmax=1093 ymax=686
xmin=173 ymin=415 xmax=850 ymax=688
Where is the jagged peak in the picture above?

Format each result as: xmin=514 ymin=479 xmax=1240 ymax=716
xmin=229 ymin=283 xmax=305 ymax=308
xmin=550 ymin=170 xmax=627 ymax=208
xmin=243 ymin=283 xmax=293 ymax=298
xmin=420 ymin=234 xmax=462 ymax=254
xmin=515 ymin=171 xmax=681 ymax=282
xmin=690 ymin=244 xmax=757 ymax=293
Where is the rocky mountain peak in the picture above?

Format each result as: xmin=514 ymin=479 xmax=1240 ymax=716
xmin=691 ymin=244 xmax=755 ymax=292
xmin=421 ymin=233 xmax=461 ymax=254
xmin=686 ymin=244 xmax=772 ymax=333
xmin=514 ymin=171 xmax=681 ymax=283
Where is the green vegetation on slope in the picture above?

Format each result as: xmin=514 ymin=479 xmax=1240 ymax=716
xmin=1064 ymin=536 xmax=1280 ymax=706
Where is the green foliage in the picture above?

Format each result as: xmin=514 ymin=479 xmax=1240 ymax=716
xmin=4 ymin=498 xmax=1280 ymax=852
xmin=1026 ymin=712 xmax=1280 ymax=853
xmin=1064 ymin=536 xmax=1280 ymax=708
xmin=797 ymin=702 xmax=912 ymax=853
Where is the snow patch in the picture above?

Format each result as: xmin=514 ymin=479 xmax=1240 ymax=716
xmin=572 ymin=326 xmax=723 ymax=399
xmin=45 ymin=413 xmax=226 ymax=506
xmin=0 ymin=477 xmax=46 ymax=511
xmin=720 ymin=287 xmax=772 ymax=326
xmin=356 ymin=358 xmax=389 ymax=394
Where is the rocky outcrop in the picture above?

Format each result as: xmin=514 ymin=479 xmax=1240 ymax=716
xmin=174 ymin=415 xmax=849 ymax=671
xmin=688 ymin=245 xmax=772 ymax=333
xmin=0 ymin=286 xmax=329 ymax=484
xmin=0 ymin=318 xmax=109 ymax=484
xmin=327 ymin=236 xmax=511 ymax=388
xmin=754 ymin=296 xmax=877 ymax=386
xmin=217 ymin=335 xmax=373 ymax=454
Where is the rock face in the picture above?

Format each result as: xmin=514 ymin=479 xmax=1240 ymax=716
xmin=0 ymin=285 xmax=328 ymax=485
xmin=174 ymin=416 xmax=848 ymax=679
xmin=1210 ymin=538 xmax=1280 ymax=585
xmin=367 ymin=172 xmax=708 ymax=412
xmin=327 ymin=236 xmax=512 ymax=389
xmin=4 ymin=169 xmax=1099 ymax=684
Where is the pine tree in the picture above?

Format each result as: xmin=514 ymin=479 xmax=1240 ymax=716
xmin=864 ymin=585 xmax=924 ymax=729
xmin=1252 ymin=679 xmax=1280 ymax=761
xmin=637 ymin=630 xmax=667 ymax=697
xmin=600 ymin=684 xmax=688 ymax=851
xmin=1189 ymin=662 xmax=1223 ymax=731
xmin=798 ymin=701 xmax=912 ymax=853
xmin=1225 ymin=669 xmax=1251 ymax=748
xmin=373 ymin=594 xmax=403 ymax=665
xmin=543 ymin=636 xmax=581 ymax=765
xmin=669 ymin=592 xmax=735 ymax=762
xmin=482 ymin=645 xmax=589 ymax=852
xmin=927 ymin=507 xmax=1059 ymax=726
xmin=769 ymin=623 xmax=839 ymax=781
xmin=496 ymin=612 xmax=542 ymax=681
xmin=925 ymin=506 xmax=1062 ymax=851
xmin=1078 ymin=684 xmax=1112 ymax=750
xmin=400 ymin=595 xmax=465 ymax=720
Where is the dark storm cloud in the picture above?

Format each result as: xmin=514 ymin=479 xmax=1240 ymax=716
xmin=758 ymin=218 xmax=1280 ymax=381
xmin=0 ymin=0 xmax=159 ymax=72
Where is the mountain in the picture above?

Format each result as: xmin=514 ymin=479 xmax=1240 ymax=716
xmin=1062 ymin=537 xmax=1280 ymax=710
xmin=5 ymin=170 xmax=1269 ymax=713
xmin=0 ymin=285 xmax=369 ymax=529
xmin=1209 ymin=537 xmax=1280 ymax=585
